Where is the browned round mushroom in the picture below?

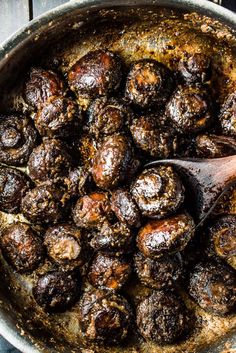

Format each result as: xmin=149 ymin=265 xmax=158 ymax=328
xmin=189 ymin=260 xmax=236 ymax=315
xmin=194 ymin=134 xmax=236 ymax=158
xmin=137 ymin=213 xmax=195 ymax=258
xmin=90 ymin=221 xmax=133 ymax=254
xmin=68 ymin=50 xmax=122 ymax=99
xmin=44 ymin=223 xmax=84 ymax=268
xmin=87 ymin=252 xmax=131 ymax=291
xmin=0 ymin=222 xmax=44 ymax=273
xmin=73 ymin=192 xmax=111 ymax=229
xmin=134 ymin=252 xmax=183 ymax=289
xmin=28 ymin=138 xmax=72 ymax=184
xmin=87 ymin=97 xmax=133 ymax=138
xmin=207 ymin=215 xmax=236 ymax=264
xmin=21 ymin=183 xmax=65 ymax=224
xmin=34 ymin=96 xmax=82 ymax=138
xmin=131 ymin=166 xmax=185 ymax=219
xmin=136 ymin=291 xmax=188 ymax=344
xmin=111 ymin=189 xmax=141 ymax=228
xmin=0 ymin=166 xmax=31 ymax=214
xmin=178 ymin=53 xmax=211 ymax=84
xmin=78 ymin=289 xmax=133 ymax=344
xmin=92 ymin=134 xmax=135 ymax=190
xmin=33 ymin=270 xmax=80 ymax=312
xmin=166 ymin=85 xmax=212 ymax=134
xmin=125 ymin=59 xmax=174 ymax=108
xmin=130 ymin=115 xmax=176 ymax=158
xmin=25 ymin=67 xmax=64 ymax=109
xmin=219 ymin=92 xmax=236 ymax=137
xmin=0 ymin=114 xmax=38 ymax=166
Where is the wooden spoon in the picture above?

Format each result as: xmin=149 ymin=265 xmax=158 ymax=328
xmin=145 ymin=155 xmax=236 ymax=225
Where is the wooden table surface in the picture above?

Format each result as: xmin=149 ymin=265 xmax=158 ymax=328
xmin=0 ymin=0 xmax=235 ymax=351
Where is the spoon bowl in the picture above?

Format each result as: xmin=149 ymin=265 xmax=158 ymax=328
xmin=145 ymin=155 xmax=236 ymax=225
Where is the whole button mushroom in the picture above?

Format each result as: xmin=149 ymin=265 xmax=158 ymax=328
xmin=79 ymin=133 xmax=98 ymax=166
xmin=195 ymin=134 xmax=236 ymax=158
xmin=0 ymin=114 xmax=38 ymax=166
xmin=111 ymin=189 xmax=141 ymax=228
xmin=90 ymin=221 xmax=133 ymax=254
xmin=134 ymin=252 xmax=183 ymax=289
xmin=137 ymin=213 xmax=195 ymax=258
xmin=87 ymin=97 xmax=133 ymax=138
xmin=166 ymin=85 xmax=212 ymax=134
xmin=219 ymin=92 xmax=236 ymax=137
xmin=44 ymin=223 xmax=84 ymax=268
xmin=0 ymin=222 xmax=44 ymax=273
xmin=34 ymin=96 xmax=82 ymax=138
xmin=64 ymin=167 xmax=90 ymax=199
xmin=21 ymin=183 xmax=65 ymax=224
xmin=78 ymin=289 xmax=133 ymax=344
xmin=189 ymin=260 xmax=236 ymax=315
xmin=136 ymin=291 xmax=188 ymax=344
xmin=33 ymin=270 xmax=80 ymax=312
xmin=68 ymin=50 xmax=122 ymax=99
xmin=25 ymin=67 xmax=64 ymax=109
xmin=131 ymin=166 xmax=185 ymax=219
xmin=92 ymin=134 xmax=135 ymax=190
xmin=178 ymin=53 xmax=211 ymax=84
xmin=207 ymin=215 xmax=236 ymax=266
xmin=87 ymin=252 xmax=131 ymax=291
xmin=73 ymin=192 xmax=111 ymax=229
xmin=0 ymin=166 xmax=31 ymax=214
xmin=130 ymin=115 xmax=176 ymax=158
xmin=125 ymin=59 xmax=174 ymax=108
xmin=28 ymin=138 xmax=72 ymax=184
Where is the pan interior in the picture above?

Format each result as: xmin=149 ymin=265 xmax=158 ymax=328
xmin=0 ymin=5 xmax=235 ymax=353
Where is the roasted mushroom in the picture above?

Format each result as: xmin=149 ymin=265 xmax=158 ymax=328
xmin=195 ymin=134 xmax=236 ymax=158
xmin=219 ymin=92 xmax=236 ymax=137
xmin=28 ymin=138 xmax=72 ymax=184
xmin=125 ymin=59 xmax=174 ymax=108
xmin=0 ymin=114 xmax=38 ymax=166
xmin=165 ymin=85 xmax=212 ymax=134
xmin=79 ymin=133 xmax=98 ymax=167
xmin=78 ymin=289 xmax=133 ymax=344
xmin=88 ymin=252 xmax=131 ymax=291
xmin=0 ymin=222 xmax=44 ymax=273
xmin=73 ymin=192 xmax=111 ymax=229
xmin=130 ymin=115 xmax=176 ymax=158
xmin=134 ymin=252 xmax=183 ymax=289
xmin=92 ymin=134 xmax=135 ymax=190
xmin=131 ymin=166 xmax=185 ymax=219
xmin=33 ymin=270 xmax=80 ymax=312
xmin=21 ymin=183 xmax=65 ymax=224
xmin=90 ymin=221 xmax=133 ymax=254
xmin=87 ymin=97 xmax=133 ymax=138
xmin=207 ymin=215 xmax=236 ymax=263
xmin=178 ymin=53 xmax=211 ymax=84
xmin=137 ymin=213 xmax=195 ymax=258
xmin=64 ymin=167 xmax=90 ymax=198
xmin=68 ymin=50 xmax=122 ymax=99
xmin=0 ymin=166 xmax=31 ymax=214
xmin=111 ymin=189 xmax=141 ymax=228
xmin=136 ymin=291 xmax=188 ymax=344
xmin=34 ymin=96 xmax=82 ymax=138
xmin=189 ymin=260 xmax=236 ymax=315
xmin=44 ymin=223 xmax=84 ymax=268
xmin=25 ymin=67 xmax=64 ymax=109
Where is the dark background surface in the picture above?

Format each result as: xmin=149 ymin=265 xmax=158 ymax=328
xmin=0 ymin=0 xmax=235 ymax=351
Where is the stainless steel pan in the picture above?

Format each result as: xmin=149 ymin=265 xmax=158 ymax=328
xmin=0 ymin=1 xmax=235 ymax=352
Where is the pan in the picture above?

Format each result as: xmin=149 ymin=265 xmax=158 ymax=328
xmin=0 ymin=1 xmax=235 ymax=352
